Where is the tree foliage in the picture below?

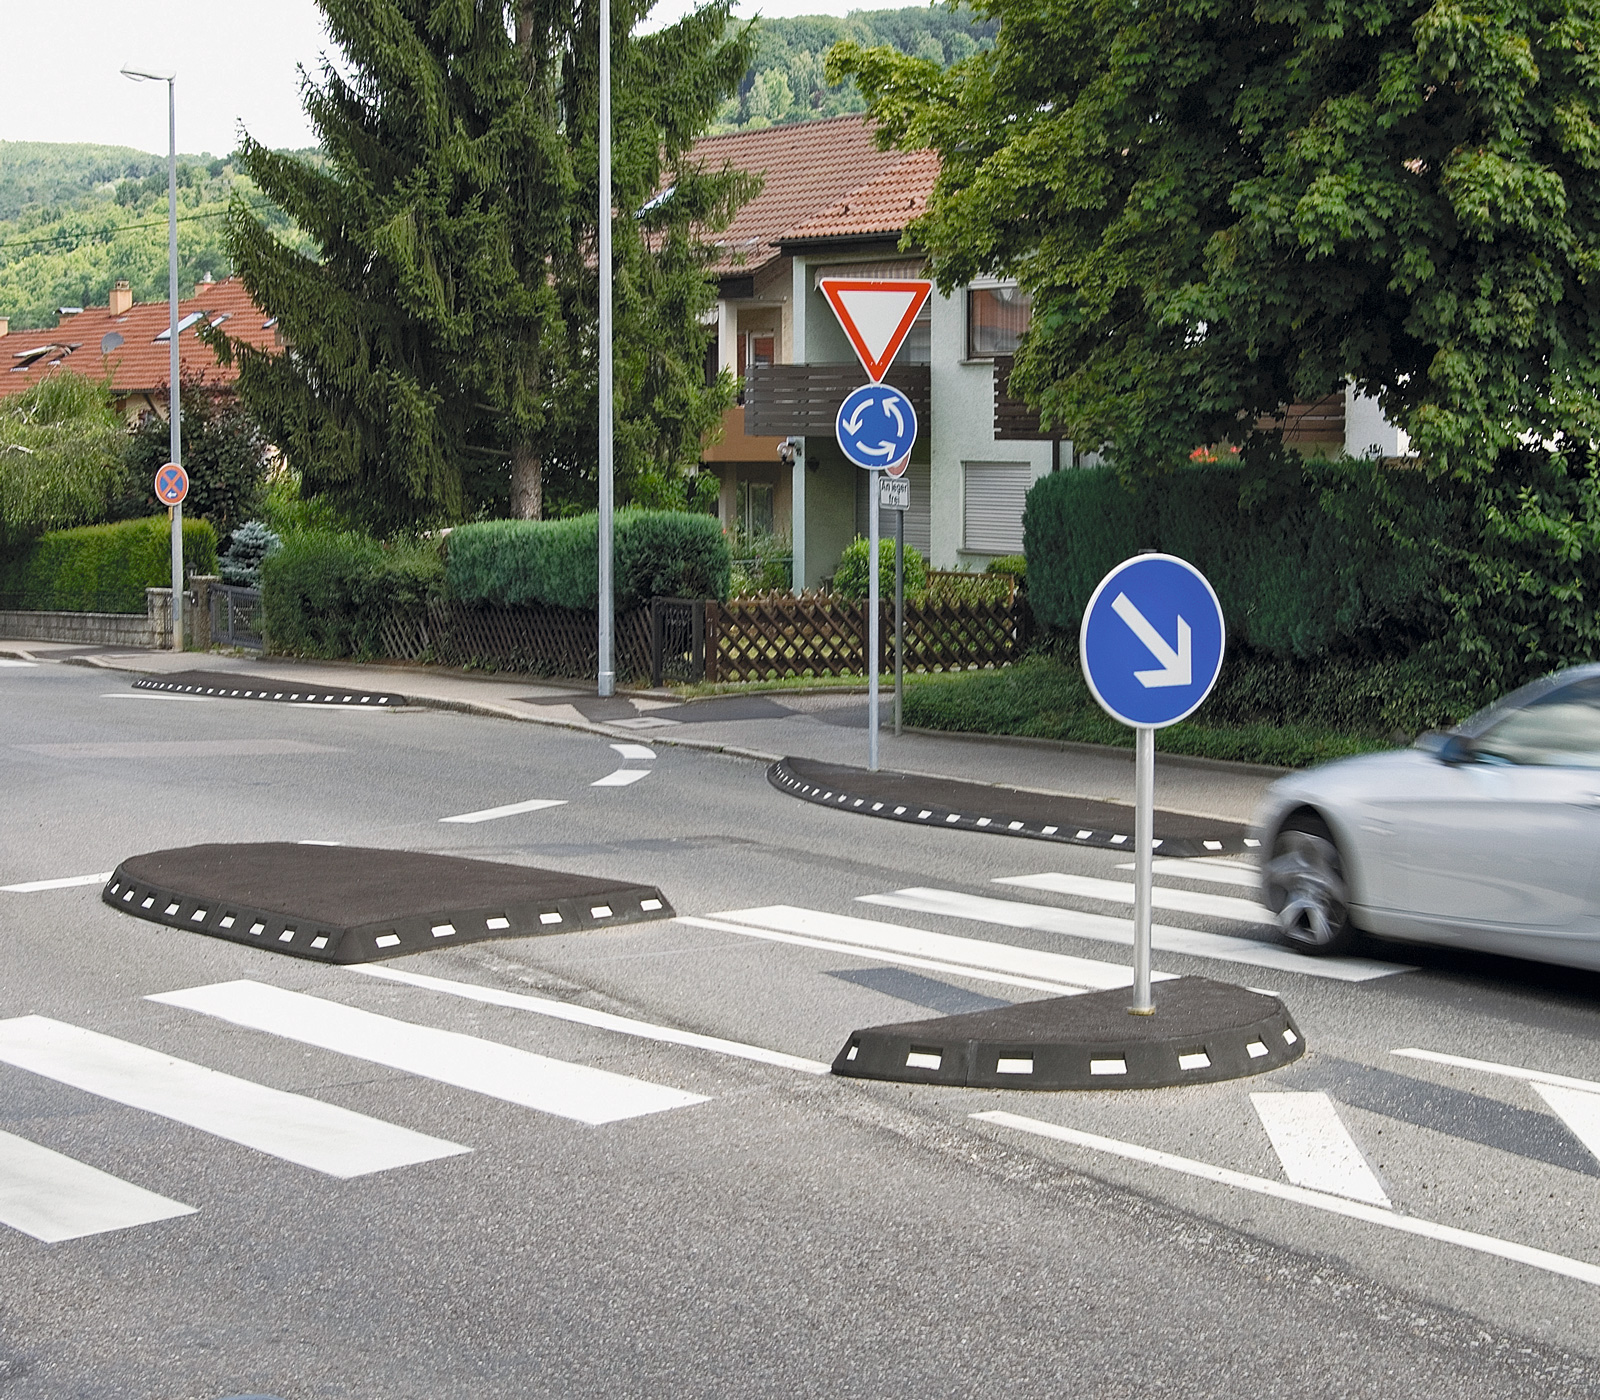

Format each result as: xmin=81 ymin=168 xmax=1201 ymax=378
xmin=217 ymin=0 xmax=756 ymax=532
xmin=0 ymin=373 xmax=125 ymax=554
xmin=834 ymin=0 xmax=1600 ymax=697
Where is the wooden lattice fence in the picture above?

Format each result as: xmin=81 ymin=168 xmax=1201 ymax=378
xmin=704 ymin=594 xmax=1030 ymax=682
xmin=380 ymin=599 xmax=652 ymax=679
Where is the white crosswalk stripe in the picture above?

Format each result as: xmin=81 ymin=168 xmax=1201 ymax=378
xmin=0 ymin=1017 xmax=470 ymax=1178
xmin=1251 ymin=1091 xmax=1391 ymax=1205
xmin=1117 ymin=857 xmax=1261 ymax=887
xmin=1529 ymin=1084 xmax=1600 ymax=1168
xmin=860 ymin=886 xmax=1409 ymax=982
xmin=0 ymin=1129 xmax=195 ymax=1242
xmin=997 ymin=870 xmax=1278 ymax=926
xmin=149 ymin=980 xmax=708 ymax=1126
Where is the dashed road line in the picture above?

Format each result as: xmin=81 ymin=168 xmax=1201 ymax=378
xmin=1394 ymin=1047 xmax=1600 ymax=1096
xmin=438 ymin=798 xmax=567 ymax=824
xmin=592 ymin=769 xmax=650 ymax=787
xmin=1 ymin=872 xmax=113 ymax=893
xmin=609 ymin=743 xmax=657 ymax=761
xmin=1251 ymin=1091 xmax=1391 ymax=1206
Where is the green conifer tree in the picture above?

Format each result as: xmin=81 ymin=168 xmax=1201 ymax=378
xmin=215 ymin=0 xmax=756 ymax=529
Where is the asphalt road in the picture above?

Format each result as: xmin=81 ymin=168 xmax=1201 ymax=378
xmin=4 ymin=657 xmax=1600 ymax=1398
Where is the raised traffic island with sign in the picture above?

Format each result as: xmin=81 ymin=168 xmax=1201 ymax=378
xmin=830 ymin=552 xmax=1307 ymax=1090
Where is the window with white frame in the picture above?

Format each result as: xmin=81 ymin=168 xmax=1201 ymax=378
xmin=963 ymin=461 xmax=1032 ymax=554
xmin=967 ymin=283 xmax=1032 ymax=360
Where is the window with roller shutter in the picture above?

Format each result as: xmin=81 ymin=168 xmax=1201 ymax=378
xmin=962 ymin=461 xmax=1032 ymax=554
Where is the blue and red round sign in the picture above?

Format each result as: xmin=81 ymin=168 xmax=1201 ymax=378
xmin=154 ymin=462 xmax=188 ymax=506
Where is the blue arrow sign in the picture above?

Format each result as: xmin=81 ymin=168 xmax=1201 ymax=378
xmin=836 ymin=383 xmax=918 ymax=470
xmin=1080 ymin=553 xmax=1225 ymax=728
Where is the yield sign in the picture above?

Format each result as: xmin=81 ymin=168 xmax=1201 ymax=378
xmin=820 ymin=278 xmax=932 ymax=382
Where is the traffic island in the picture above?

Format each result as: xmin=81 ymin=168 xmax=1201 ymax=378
xmin=832 ymin=976 xmax=1302 ymax=1089
xmin=133 ymin=672 xmax=406 ymax=707
xmin=769 ymin=756 xmax=1254 ymax=859
xmin=102 ymin=843 xmax=673 ymax=963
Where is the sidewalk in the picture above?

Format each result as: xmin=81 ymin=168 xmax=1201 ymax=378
xmin=2 ymin=640 xmax=1282 ymax=825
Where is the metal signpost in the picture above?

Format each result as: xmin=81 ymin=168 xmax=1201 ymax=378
xmin=1080 ymin=553 xmax=1225 ymax=1014
xmin=821 ymin=278 xmax=932 ymax=772
xmin=596 ymin=0 xmax=614 ymax=699
xmin=878 ymin=474 xmax=910 ymax=735
xmin=154 ymin=463 xmax=189 ymax=650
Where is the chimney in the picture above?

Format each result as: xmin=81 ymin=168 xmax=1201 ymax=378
xmin=0 ymin=318 xmax=8 ymax=339
xmin=109 ymin=280 xmax=133 ymax=316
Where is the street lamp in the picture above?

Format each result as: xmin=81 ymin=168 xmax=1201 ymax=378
xmin=122 ymin=64 xmax=183 ymax=653
xmin=596 ymin=0 xmax=614 ymax=698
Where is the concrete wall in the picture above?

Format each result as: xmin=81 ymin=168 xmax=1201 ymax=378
xmin=0 ymin=589 xmax=169 ymax=648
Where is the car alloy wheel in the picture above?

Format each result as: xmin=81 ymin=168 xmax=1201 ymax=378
xmin=1266 ymin=815 xmax=1356 ymax=955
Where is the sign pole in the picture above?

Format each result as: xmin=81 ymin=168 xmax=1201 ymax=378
xmin=868 ymin=472 xmax=880 ymax=771
xmin=595 ymin=0 xmax=614 ymax=699
xmin=894 ymin=503 xmax=904 ymax=737
xmin=1131 ymin=725 xmax=1155 ymax=1014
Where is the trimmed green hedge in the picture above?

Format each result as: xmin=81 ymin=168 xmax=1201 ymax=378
xmin=0 ymin=516 xmax=216 ymax=613
xmin=261 ymin=532 xmax=443 ymax=659
xmin=447 ymin=510 xmax=731 ymax=611
xmin=1023 ymin=459 xmax=1446 ymax=661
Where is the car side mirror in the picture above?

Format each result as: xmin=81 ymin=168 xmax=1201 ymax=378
xmin=1437 ymin=733 xmax=1477 ymax=765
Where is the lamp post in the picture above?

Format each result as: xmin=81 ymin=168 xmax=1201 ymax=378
xmin=596 ymin=0 xmax=614 ymax=698
xmin=122 ymin=64 xmax=182 ymax=652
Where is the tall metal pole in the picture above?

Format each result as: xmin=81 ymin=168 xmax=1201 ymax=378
xmin=595 ymin=0 xmax=615 ymax=698
xmin=894 ymin=503 xmax=904 ymax=737
xmin=1130 ymin=725 xmax=1155 ymax=1014
xmin=867 ymin=477 xmax=880 ymax=771
xmin=166 ymin=77 xmax=183 ymax=652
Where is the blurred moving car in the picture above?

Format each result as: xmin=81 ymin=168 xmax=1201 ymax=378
xmin=1257 ymin=664 xmax=1600 ymax=967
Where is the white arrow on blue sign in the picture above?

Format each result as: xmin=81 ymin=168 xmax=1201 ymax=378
xmin=1079 ymin=553 xmax=1225 ymax=729
xmin=836 ymin=383 xmax=918 ymax=470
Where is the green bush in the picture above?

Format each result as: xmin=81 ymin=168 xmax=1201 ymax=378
xmin=0 ymin=515 xmax=216 ymax=612
xmin=1023 ymin=458 xmax=1443 ymax=661
xmin=832 ymin=535 xmax=929 ymax=602
xmin=446 ymin=510 xmax=731 ymax=611
xmin=985 ymin=554 xmax=1027 ymax=581
xmin=261 ymin=532 xmax=443 ymax=658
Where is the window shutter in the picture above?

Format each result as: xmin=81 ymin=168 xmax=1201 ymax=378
xmin=962 ymin=462 xmax=1031 ymax=554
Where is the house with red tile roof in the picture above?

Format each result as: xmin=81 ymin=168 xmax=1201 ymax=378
xmin=0 ymin=275 xmax=278 ymax=422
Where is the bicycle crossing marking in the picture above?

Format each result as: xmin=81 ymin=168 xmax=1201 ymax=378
xmin=148 ymin=980 xmax=708 ymax=1126
xmin=0 ymin=1016 xmax=470 ymax=1178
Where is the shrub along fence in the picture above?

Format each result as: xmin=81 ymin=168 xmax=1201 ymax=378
xmin=0 ymin=516 xmax=217 ymax=614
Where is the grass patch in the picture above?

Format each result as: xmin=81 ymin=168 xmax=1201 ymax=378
xmin=900 ymin=655 xmax=1395 ymax=769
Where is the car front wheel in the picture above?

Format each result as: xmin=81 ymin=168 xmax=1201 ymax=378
xmin=1265 ymin=812 xmax=1358 ymax=956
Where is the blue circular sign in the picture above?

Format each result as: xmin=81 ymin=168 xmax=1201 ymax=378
xmin=1080 ymin=553 xmax=1225 ymax=728
xmin=836 ymin=383 xmax=918 ymax=470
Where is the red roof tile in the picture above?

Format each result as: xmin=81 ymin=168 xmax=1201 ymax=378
xmin=687 ymin=115 xmax=925 ymax=276
xmin=0 ymin=276 xmax=277 ymax=402
xmin=779 ymin=148 xmax=940 ymax=244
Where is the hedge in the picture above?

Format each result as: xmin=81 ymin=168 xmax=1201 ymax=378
xmin=446 ymin=510 xmax=730 ymax=611
xmin=1023 ymin=458 xmax=1447 ymax=661
xmin=261 ymin=532 xmax=443 ymax=659
xmin=0 ymin=516 xmax=217 ymax=613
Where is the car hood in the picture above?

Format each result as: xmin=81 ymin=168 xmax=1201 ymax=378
xmin=1254 ymin=747 xmax=1434 ymax=825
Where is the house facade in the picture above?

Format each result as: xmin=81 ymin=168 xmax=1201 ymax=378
xmin=693 ymin=115 xmax=1409 ymax=591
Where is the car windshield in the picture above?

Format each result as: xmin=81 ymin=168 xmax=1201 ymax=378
xmin=1472 ymin=677 xmax=1600 ymax=767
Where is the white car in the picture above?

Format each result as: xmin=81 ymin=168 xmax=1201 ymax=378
xmin=1257 ymin=663 xmax=1600 ymax=967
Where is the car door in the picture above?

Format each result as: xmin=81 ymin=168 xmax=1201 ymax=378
xmin=1381 ymin=677 xmax=1600 ymax=931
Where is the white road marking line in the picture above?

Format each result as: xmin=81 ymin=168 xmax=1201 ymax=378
xmin=1 ymin=872 xmax=113 ymax=893
xmin=0 ymin=1129 xmax=195 ymax=1242
xmin=439 ymin=798 xmax=567 ymax=824
xmin=974 ymin=1110 xmax=1600 ymax=1288
xmin=998 ymin=870 xmax=1277 ymax=926
xmin=609 ymin=743 xmax=657 ymax=761
xmin=1117 ymin=857 xmax=1259 ymax=887
xmin=1393 ymin=1048 xmax=1600 ymax=1096
xmin=676 ymin=917 xmax=1096 ymax=997
xmin=0 ymin=1017 xmax=468 ymax=1178
xmin=861 ymin=888 xmax=1410 ymax=983
xmin=592 ymin=769 xmax=649 ymax=787
xmin=1529 ymin=1084 xmax=1600 ymax=1167
xmin=148 ymin=980 xmax=706 ymax=1126
xmin=100 ymin=692 xmax=213 ymax=702
xmin=0 ymin=659 xmax=38 ymax=668
xmin=706 ymin=905 xmax=1173 ymax=992
xmin=1251 ymin=1091 xmax=1390 ymax=1206
xmin=352 ymin=965 xmax=829 ymax=1075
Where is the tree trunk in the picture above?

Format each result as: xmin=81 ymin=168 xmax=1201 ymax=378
xmin=511 ymin=442 xmax=542 ymax=519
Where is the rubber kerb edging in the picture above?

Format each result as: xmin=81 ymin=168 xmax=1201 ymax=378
xmin=132 ymin=677 xmax=406 ymax=707
xmin=100 ymin=868 xmax=672 ymax=964
xmin=767 ymin=758 xmax=1256 ymax=859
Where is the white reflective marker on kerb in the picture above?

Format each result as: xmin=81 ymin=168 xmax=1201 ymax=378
xmin=997 ymin=870 xmax=1277 ymax=926
xmin=148 ymin=980 xmax=707 ymax=1125
xmin=609 ymin=743 xmax=656 ymax=761
xmin=592 ymin=769 xmax=649 ymax=787
xmin=1 ymin=873 xmax=114 ymax=893
xmin=0 ymin=1017 xmax=469 ymax=1178
xmin=0 ymin=1129 xmax=195 ymax=1241
xmin=974 ymin=1111 xmax=1600 ymax=1288
xmin=1250 ymin=1091 xmax=1390 ymax=1206
xmin=439 ymin=798 xmax=567 ymax=824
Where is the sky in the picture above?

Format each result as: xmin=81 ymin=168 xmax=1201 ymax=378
xmin=0 ymin=0 xmax=927 ymax=159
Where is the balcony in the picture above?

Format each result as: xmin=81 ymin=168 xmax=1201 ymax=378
xmin=744 ymin=363 xmax=931 ymax=437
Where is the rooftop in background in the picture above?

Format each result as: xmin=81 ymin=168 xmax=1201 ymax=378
xmin=0 ymin=276 xmax=276 ymax=406
xmin=688 ymin=116 xmax=940 ymax=277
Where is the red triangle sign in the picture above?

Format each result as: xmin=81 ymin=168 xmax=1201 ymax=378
xmin=820 ymin=279 xmax=933 ymax=382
